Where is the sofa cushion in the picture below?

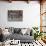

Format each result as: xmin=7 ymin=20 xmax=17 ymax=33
xmin=14 ymin=28 xmax=21 ymax=34
xmin=24 ymin=28 xmax=31 ymax=35
xmin=8 ymin=33 xmax=34 ymax=43
xmin=21 ymin=28 xmax=27 ymax=35
xmin=8 ymin=27 xmax=14 ymax=34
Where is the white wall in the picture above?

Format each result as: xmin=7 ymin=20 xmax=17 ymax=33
xmin=0 ymin=1 xmax=40 ymax=28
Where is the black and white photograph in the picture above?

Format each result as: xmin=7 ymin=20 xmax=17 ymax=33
xmin=8 ymin=10 xmax=23 ymax=21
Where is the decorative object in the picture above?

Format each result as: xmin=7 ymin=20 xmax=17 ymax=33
xmin=8 ymin=10 xmax=23 ymax=21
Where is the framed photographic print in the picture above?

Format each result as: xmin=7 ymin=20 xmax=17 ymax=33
xmin=8 ymin=10 xmax=23 ymax=21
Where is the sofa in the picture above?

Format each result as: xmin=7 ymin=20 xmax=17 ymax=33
xmin=3 ymin=27 xmax=34 ymax=43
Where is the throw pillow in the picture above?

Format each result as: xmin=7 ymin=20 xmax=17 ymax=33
xmin=14 ymin=28 xmax=21 ymax=34
xmin=21 ymin=28 xmax=27 ymax=35
xmin=24 ymin=28 xmax=31 ymax=35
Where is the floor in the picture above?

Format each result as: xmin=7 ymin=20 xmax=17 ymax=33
xmin=4 ymin=40 xmax=46 ymax=46
xmin=21 ymin=40 xmax=46 ymax=46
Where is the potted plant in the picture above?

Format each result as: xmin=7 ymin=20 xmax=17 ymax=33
xmin=32 ymin=27 xmax=38 ymax=40
xmin=32 ymin=27 xmax=43 ymax=40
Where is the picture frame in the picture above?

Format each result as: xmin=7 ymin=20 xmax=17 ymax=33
xmin=8 ymin=10 xmax=23 ymax=21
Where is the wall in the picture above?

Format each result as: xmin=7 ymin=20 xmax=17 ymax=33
xmin=0 ymin=1 xmax=40 ymax=28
